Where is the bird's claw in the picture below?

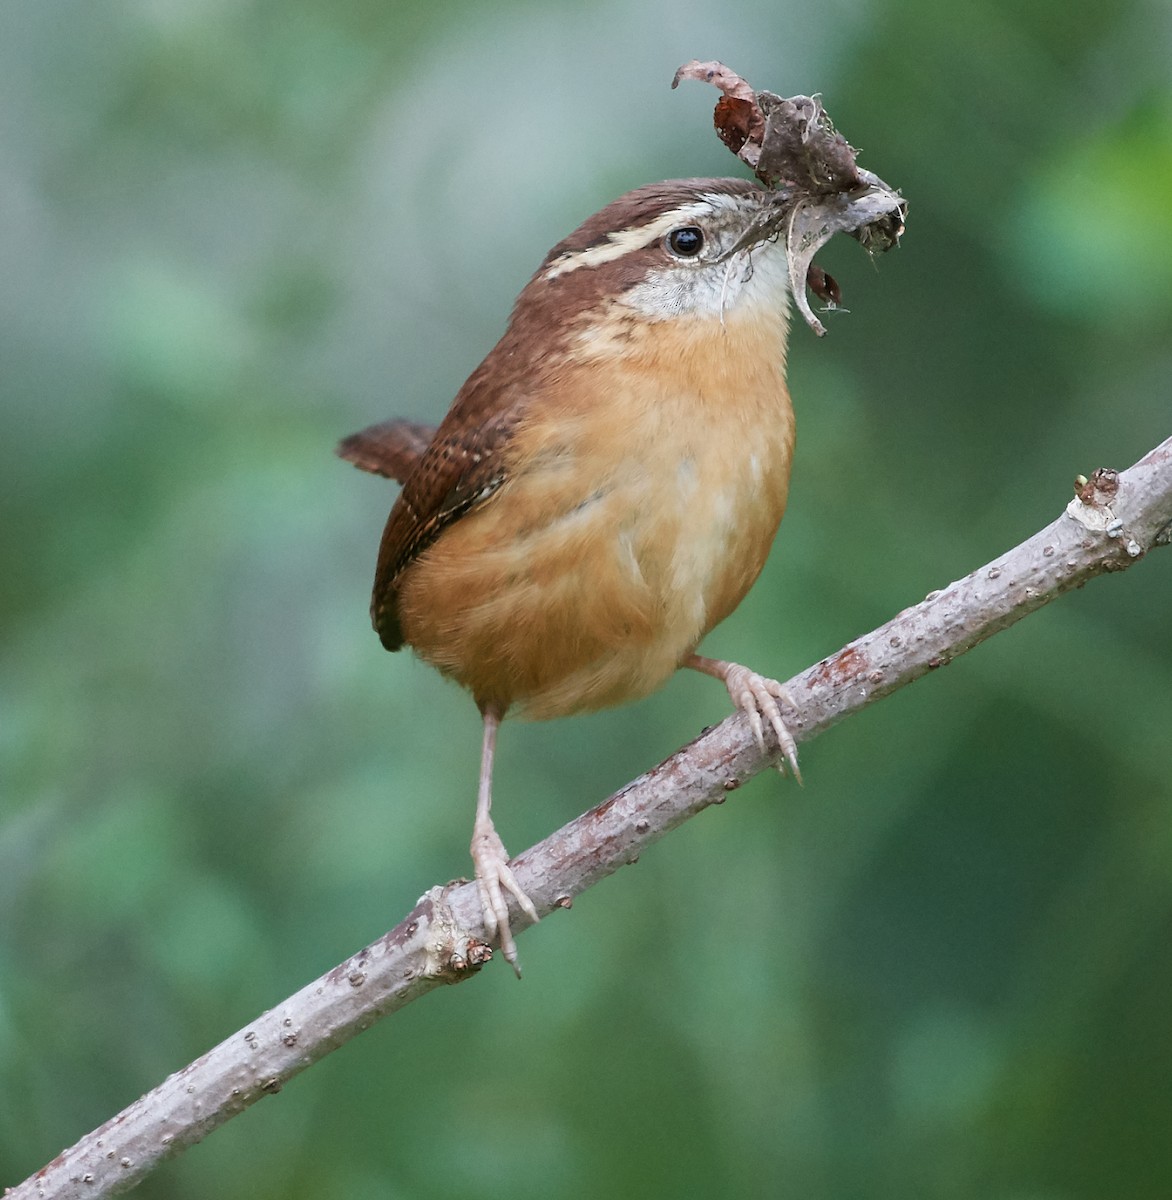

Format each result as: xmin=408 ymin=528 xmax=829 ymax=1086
xmin=471 ymin=822 xmax=539 ymax=977
xmin=719 ymin=664 xmax=802 ymax=783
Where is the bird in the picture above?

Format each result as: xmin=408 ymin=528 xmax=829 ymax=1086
xmin=339 ymin=176 xmax=803 ymax=973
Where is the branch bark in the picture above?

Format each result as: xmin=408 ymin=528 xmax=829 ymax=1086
xmin=7 ymin=437 xmax=1171 ymax=1200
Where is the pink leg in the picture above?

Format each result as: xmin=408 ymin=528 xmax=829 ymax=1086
xmin=470 ymin=703 xmax=539 ymax=976
xmin=684 ymin=654 xmax=801 ymax=782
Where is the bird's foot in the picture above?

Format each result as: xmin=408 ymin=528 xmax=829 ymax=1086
xmin=471 ymin=819 xmax=540 ymax=977
xmin=686 ymin=655 xmax=802 ymax=782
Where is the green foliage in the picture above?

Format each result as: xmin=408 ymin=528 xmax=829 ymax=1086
xmin=2 ymin=0 xmax=1170 ymax=1196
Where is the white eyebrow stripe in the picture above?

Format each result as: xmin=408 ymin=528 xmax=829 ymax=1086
xmin=541 ymin=195 xmax=735 ymax=280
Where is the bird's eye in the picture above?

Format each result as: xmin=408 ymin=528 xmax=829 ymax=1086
xmin=666 ymin=226 xmax=704 ymax=257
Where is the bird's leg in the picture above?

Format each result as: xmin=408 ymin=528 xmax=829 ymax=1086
xmin=471 ymin=702 xmax=539 ymax=976
xmin=684 ymin=653 xmax=802 ymax=782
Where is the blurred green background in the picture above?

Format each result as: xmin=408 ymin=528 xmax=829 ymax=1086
xmin=2 ymin=0 xmax=1171 ymax=1196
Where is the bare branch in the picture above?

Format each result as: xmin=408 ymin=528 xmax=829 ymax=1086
xmin=7 ymin=437 xmax=1171 ymax=1200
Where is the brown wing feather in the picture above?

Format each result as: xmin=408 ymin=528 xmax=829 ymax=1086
xmin=336 ymin=419 xmax=437 ymax=483
xmin=370 ymin=366 xmax=531 ymax=651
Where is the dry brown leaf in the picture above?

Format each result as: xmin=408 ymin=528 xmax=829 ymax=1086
xmin=673 ymin=59 xmax=907 ymax=335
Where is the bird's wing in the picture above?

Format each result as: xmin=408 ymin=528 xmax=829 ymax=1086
xmin=368 ymin=369 xmax=530 ymax=651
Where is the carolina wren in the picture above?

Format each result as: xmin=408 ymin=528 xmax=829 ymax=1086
xmin=340 ymin=177 xmax=802 ymax=972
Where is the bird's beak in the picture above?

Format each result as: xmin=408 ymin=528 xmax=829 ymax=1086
xmin=721 ymin=190 xmax=794 ymax=260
